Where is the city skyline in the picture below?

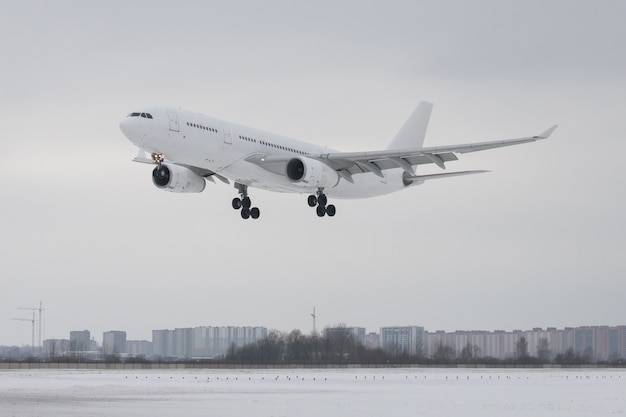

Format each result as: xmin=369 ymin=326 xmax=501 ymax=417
xmin=6 ymin=320 xmax=626 ymax=364
xmin=8 ymin=298 xmax=626 ymax=349
xmin=8 ymin=302 xmax=626 ymax=349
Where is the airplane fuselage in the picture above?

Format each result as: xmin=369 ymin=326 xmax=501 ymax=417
xmin=120 ymin=107 xmax=408 ymax=199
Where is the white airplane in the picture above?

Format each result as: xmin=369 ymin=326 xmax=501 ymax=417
xmin=119 ymin=102 xmax=556 ymax=219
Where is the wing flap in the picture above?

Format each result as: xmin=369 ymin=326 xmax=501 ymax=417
xmin=405 ymin=170 xmax=489 ymax=183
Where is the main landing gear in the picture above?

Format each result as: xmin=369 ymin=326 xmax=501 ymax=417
xmin=307 ymin=189 xmax=336 ymax=217
xmin=232 ymin=183 xmax=260 ymax=220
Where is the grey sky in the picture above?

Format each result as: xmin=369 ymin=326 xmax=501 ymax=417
xmin=2 ymin=0 xmax=625 ymax=346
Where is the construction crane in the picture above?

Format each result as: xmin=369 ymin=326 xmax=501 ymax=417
xmin=18 ymin=301 xmax=44 ymax=348
xmin=12 ymin=311 xmax=36 ymax=349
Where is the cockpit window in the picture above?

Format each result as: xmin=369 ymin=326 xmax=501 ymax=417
xmin=127 ymin=112 xmax=153 ymax=119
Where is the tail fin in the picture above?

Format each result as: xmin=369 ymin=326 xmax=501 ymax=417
xmin=387 ymin=101 xmax=433 ymax=150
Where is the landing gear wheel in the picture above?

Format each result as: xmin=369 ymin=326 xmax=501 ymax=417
xmin=317 ymin=194 xmax=327 ymax=207
xmin=326 ymin=204 xmax=336 ymax=217
xmin=234 ymin=183 xmax=261 ymax=220
xmin=316 ymin=205 xmax=326 ymax=217
xmin=307 ymin=195 xmax=318 ymax=207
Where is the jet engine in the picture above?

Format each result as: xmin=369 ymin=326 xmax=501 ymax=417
xmin=152 ymin=163 xmax=206 ymax=193
xmin=286 ymin=157 xmax=339 ymax=189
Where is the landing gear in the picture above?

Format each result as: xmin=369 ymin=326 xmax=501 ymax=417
xmin=308 ymin=189 xmax=335 ymax=218
xmin=232 ymin=183 xmax=260 ymax=220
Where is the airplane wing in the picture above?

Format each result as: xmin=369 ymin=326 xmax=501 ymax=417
xmin=313 ymin=125 xmax=558 ymax=182
xmin=242 ymin=125 xmax=556 ymax=183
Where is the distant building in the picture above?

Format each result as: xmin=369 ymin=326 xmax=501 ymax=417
xmin=69 ymin=330 xmax=91 ymax=352
xmin=152 ymin=326 xmax=267 ymax=359
xmin=421 ymin=326 xmax=626 ymax=361
xmin=380 ymin=326 xmax=425 ymax=356
xmin=126 ymin=340 xmax=152 ymax=356
xmin=43 ymin=339 xmax=70 ymax=358
xmin=365 ymin=332 xmax=380 ymax=350
xmin=324 ymin=327 xmax=366 ymax=346
xmin=103 ymin=331 xmax=127 ymax=355
xmin=152 ymin=329 xmax=174 ymax=358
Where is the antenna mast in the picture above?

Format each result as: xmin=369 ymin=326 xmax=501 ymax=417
xmin=311 ymin=307 xmax=316 ymax=334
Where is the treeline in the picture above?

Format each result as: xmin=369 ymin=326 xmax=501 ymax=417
xmin=223 ymin=331 xmax=625 ymax=366
xmin=224 ymin=328 xmax=376 ymax=364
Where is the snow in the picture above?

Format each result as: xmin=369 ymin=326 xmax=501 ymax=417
xmin=0 ymin=368 xmax=624 ymax=416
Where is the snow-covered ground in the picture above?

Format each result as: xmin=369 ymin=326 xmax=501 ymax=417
xmin=0 ymin=368 xmax=624 ymax=416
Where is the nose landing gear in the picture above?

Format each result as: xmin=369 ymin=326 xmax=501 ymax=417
xmin=307 ymin=189 xmax=335 ymax=217
xmin=232 ymin=183 xmax=260 ymax=219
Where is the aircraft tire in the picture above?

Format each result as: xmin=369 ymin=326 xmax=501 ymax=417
xmin=326 ymin=204 xmax=336 ymax=217
xmin=232 ymin=198 xmax=242 ymax=209
xmin=242 ymin=197 xmax=252 ymax=209
xmin=316 ymin=205 xmax=326 ymax=217
xmin=307 ymin=195 xmax=317 ymax=207
xmin=250 ymin=207 xmax=260 ymax=219
xmin=317 ymin=194 xmax=327 ymax=207
xmin=241 ymin=208 xmax=251 ymax=219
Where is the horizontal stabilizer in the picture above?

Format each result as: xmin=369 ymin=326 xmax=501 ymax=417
xmin=405 ymin=170 xmax=489 ymax=183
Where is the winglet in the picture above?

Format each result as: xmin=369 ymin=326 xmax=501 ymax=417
xmin=535 ymin=125 xmax=558 ymax=139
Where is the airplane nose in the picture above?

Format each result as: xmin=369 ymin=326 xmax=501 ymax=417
xmin=119 ymin=117 xmax=132 ymax=137
xmin=119 ymin=117 xmax=144 ymax=147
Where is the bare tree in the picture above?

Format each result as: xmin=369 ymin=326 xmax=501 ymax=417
xmin=536 ymin=338 xmax=550 ymax=362
xmin=415 ymin=340 xmax=426 ymax=360
xmin=432 ymin=341 xmax=455 ymax=363
xmin=323 ymin=324 xmax=358 ymax=362
xmin=460 ymin=342 xmax=481 ymax=362
xmin=286 ymin=329 xmax=307 ymax=362
xmin=515 ymin=336 xmax=529 ymax=360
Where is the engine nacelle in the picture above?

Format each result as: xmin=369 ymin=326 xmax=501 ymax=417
xmin=152 ymin=163 xmax=206 ymax=193
xmin=286 ymin=157 xmax=339 ymax=189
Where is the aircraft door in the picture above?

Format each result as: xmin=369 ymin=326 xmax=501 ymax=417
xmin=167 ymin=111 xmax=181 ymax=141
xmin=167 ymin=111 xmax=180 ymax=132
xmin=223 ymin=125 xmax=232 ymax=145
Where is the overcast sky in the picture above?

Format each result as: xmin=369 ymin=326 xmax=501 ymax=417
xmin=2 ymin=0 xmax=625 ymax=346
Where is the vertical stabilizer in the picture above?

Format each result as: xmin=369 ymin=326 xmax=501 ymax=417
xmin=387 ymin=101 xmax=433 ymax=150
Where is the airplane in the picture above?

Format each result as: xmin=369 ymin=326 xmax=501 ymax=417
xmin=119 ymin=102 xmax=556 ymax=219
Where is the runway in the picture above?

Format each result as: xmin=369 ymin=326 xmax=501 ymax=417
xmin=1 ymin=368 xmax=624 ymax=416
